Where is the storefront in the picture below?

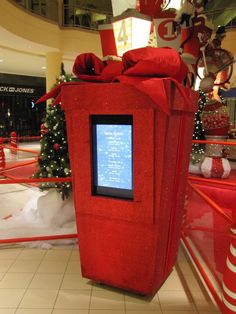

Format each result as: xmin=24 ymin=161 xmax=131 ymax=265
xmin=0 ymin=74 xmax=46 ymax=138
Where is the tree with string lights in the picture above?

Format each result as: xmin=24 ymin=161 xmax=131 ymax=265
xmin=34 ymin=64 xmax=73 ymax=199
xmin=190 ymin=90 xmax=206 ymax=164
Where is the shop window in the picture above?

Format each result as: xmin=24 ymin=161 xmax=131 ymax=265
xmin=0 ymin=94 xmax=45 ymax=138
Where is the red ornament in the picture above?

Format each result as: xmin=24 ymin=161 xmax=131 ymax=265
xmin=40 ymin=124 xmax=48 ymax=136
xmin=54 ymin=143 xmax=60 ymax=151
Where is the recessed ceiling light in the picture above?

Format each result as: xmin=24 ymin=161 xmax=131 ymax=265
xmin=0 ymin=59 xmax=3 ymax=62
xmin=41 ymin=66 xmax=46 ymax=69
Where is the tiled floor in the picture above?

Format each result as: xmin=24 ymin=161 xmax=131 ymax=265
xmin=0 ymin=243 xmax=221 ymax=314
xmin=0 ymin=184 xmax=221 ymax=314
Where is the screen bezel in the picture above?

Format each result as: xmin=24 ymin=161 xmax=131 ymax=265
xmin=91 ymin=115 xmax=133 ymax=200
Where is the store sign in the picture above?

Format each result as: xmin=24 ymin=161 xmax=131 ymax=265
xmin=0 ymin=85 xmax=37 ymax=95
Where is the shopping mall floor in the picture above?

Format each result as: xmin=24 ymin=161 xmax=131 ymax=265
xmin=0 ymin=186 xmax=221 ymax=314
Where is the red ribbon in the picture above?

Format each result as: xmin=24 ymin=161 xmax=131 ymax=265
xmin=36 ymin=47 xmax=197 ymax=115
xmin=211 ymin=157 xmax=224 ymax=178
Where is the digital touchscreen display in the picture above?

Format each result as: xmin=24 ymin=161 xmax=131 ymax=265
xmin=91 ymin=115 xmax=133 ymax=199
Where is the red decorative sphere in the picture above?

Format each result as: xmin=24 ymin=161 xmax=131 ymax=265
xmin=53 ymin=143 xmax=60 ymax=151
xmin=40 ymin=124 xmax=48 ymax=136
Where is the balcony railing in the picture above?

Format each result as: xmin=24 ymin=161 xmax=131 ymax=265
xmin=11 ymin=0 xmax=112 ymax=30
xmin=12 ymin=0 xmax=59 ymax=22
xmin=10 ymin=1 xmax=236 ymax=31
xmin=63 ymin=4 xmax=112 ymax=30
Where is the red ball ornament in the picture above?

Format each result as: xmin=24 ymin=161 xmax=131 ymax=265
xmin=54 ymin=143 xmax=60 ymax=151
xmin=41 ymin=123 xmax=48 ymax=136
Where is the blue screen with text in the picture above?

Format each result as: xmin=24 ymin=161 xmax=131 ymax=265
xmin=96 ymin=124 xmax=132 ymax=190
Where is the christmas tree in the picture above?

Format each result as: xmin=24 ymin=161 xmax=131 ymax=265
xmin=190 ymin=90 xmax=206 ymax=164
xmin=34 ymin=64 xmax=73 ymax=199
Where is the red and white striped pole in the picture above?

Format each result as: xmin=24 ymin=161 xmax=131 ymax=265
xmin=222 ymin=226 xmax=236 ymax=313
xmin=10 ymin=131 xmax=18 ymax=160
xmin=0 ymin=137 xmax=5 ymax=169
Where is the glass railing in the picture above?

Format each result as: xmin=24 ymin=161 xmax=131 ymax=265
xmin=11 ymin=0 xmax=112 ymax=30
xmin=11 ymin=0 xmax=58 ymax=22
xmin=63 ymin=4 xmax=112 ymax=30
xmin=10 ymin=1 xmax=236 ymax=31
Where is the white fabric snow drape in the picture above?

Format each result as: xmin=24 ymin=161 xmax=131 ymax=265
xmin=0 ymin=189 xmax=77 ymax=248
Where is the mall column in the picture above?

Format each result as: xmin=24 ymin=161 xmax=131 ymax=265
xmin=46 ymin=51 xmax=62 ymax=93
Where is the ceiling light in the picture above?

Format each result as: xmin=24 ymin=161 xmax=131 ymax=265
xmin=0 ymin=59 xmax=3 ymax=62
xmin=41 ymin=66 xmax=46 ymax=69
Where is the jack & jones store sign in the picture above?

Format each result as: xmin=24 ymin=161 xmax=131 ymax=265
xmin=0 ymin=84 xmax=41 ymax=96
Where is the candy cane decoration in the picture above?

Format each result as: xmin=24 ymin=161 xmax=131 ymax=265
xmin=10 ymin=131 xmax=18 ymax=159
xmin=0 ymin=137 xmax=5 ymax=169
xmin=222 ymin=227 xmax=236 ymax=313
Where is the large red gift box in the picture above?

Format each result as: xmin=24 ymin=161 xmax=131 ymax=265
xmin=61 ymin=79 xmax=197 ymax=295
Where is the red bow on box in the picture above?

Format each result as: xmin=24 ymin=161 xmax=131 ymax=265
xmin=36 ymin=47 xmax=196 ymax=115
